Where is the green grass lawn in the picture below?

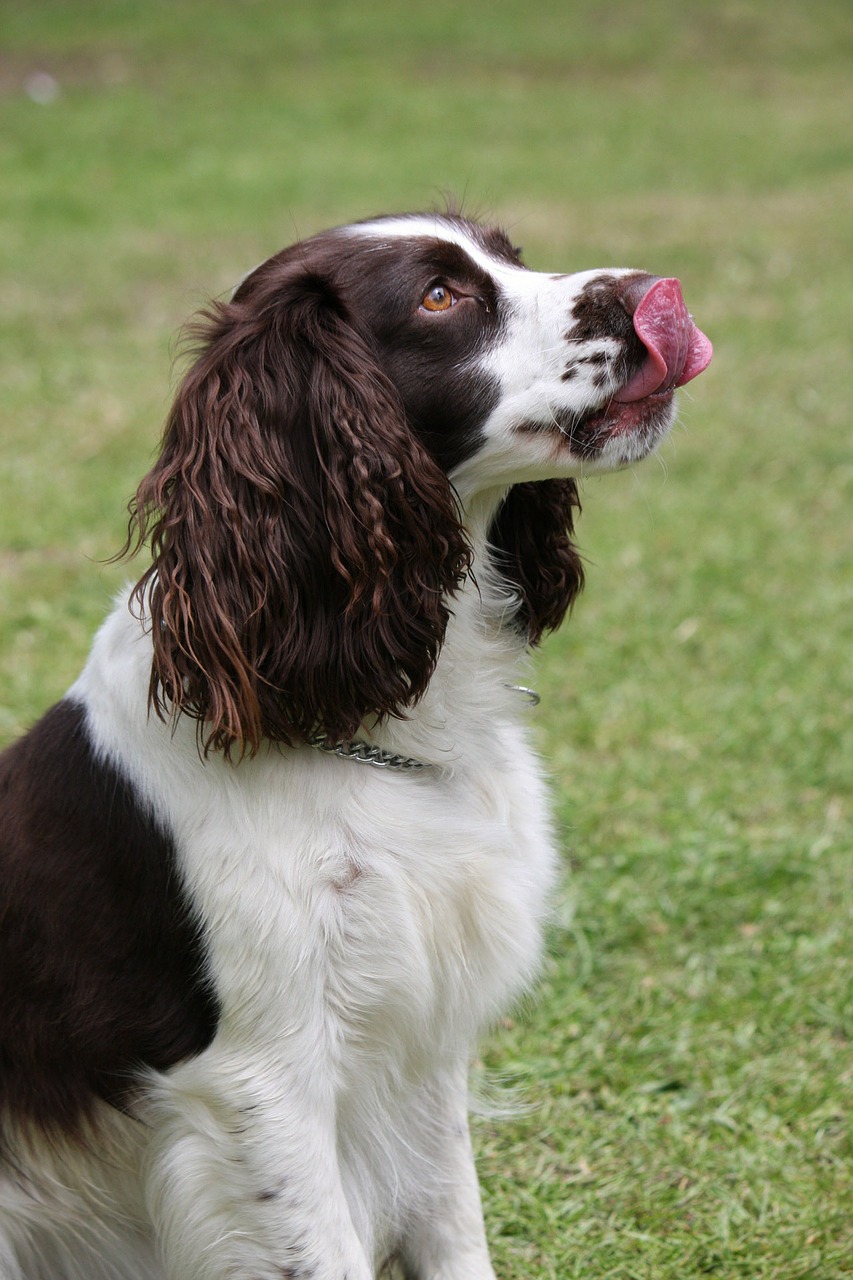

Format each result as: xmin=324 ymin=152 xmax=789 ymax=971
xmin=1 ymin=1 xmax=850 ymax=1275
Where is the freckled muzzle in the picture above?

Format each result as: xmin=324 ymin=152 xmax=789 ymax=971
xmin=614 ymin=275 xmax=713 ymax=403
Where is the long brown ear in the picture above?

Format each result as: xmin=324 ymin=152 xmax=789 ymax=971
xmin=124 ymin=259 xmax=471 ymax=757
xmin=488 ymin=479 xmax=585 ymax=644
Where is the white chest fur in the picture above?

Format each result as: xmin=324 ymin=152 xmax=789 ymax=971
xmin=71 ymin=593 xmax=558 ymax=1272
xmin=75 ymin=595 xmax=557 ymax=1079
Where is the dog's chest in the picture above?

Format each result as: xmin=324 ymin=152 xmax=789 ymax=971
xmin=180 ymin=746 xmax=556 ymax=1070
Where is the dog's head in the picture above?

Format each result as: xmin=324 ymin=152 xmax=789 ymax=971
xmin=126 ymin=213 xmax=711 ymax=755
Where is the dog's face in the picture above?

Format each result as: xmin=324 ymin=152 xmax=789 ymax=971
xmin=130 ymin=212 xmax=711 ymax=754
xmin=238 ymin=212 xmax=712 ymax=495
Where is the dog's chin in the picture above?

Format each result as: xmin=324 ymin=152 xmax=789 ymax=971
xmin=556 ymin=389 xmax=677 ymax=471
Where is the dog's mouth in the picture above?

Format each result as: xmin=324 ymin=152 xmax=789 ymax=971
xmin=562 ymin=277 xmax=713 ymax=458
xmin=568 ymin=389 xmax=676 ymax=455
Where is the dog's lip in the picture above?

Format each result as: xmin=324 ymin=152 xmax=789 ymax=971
xmin=614 ymin=278 xmax=713 ymax=404
xmin=580 ymin=387 xmax=674 ymax=437
xmin=539 ymin=387 xmax=675 ymax=460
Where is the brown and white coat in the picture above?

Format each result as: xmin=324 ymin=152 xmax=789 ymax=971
xmin=0 ymin=212 xmax=710 ymax=1280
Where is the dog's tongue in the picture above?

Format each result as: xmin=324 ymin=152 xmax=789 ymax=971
xmin=614 ymin=278 xmax=713 ymax=403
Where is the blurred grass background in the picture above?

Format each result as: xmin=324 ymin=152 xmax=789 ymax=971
xmin=1 ymin=1 xmax=851 ymax=1275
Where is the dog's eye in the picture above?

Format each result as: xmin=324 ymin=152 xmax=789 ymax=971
xmin=421 ymin=284 xmax=456 ymax=313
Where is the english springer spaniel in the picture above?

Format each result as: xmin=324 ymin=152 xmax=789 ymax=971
xmin=0 ymin=212 xmax=711 ymax=1279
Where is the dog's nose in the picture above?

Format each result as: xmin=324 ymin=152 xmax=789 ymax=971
xmin=614 ymin=272 xmax=661 ymax=319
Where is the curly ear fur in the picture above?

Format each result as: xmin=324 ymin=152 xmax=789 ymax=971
xmin=488 ymin=480 xmax=585 ymax=645
xmin=125 ymin=258 xmax=471 ymax=757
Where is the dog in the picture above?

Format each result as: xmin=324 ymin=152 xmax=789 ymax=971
xmin=0 ymin=212 xmax=711 ymax=1279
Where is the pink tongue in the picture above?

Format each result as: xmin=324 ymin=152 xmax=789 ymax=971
xmin=614 ymin=278 xmax=713 ymax=403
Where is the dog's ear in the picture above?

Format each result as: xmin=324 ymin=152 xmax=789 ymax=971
xmin=125 ymin=257 xmax=471 ymax=757
xmin=488 ymin=480 xmax=585 ymax=644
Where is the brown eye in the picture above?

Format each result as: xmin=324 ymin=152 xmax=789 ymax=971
xmin=421 ymin=284 xmax=455 ymax=312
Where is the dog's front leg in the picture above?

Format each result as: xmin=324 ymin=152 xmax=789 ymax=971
xmin=397 ymin=1067 xmax=498 ymax=1280
xmin=142 ymin=1052 xmax=373 ymax=1280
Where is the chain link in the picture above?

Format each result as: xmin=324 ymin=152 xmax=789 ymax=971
xmin=306 ymin=734 xmax=428 ymax=771
xmin=510 ymin=684 xmax=541 ymax=706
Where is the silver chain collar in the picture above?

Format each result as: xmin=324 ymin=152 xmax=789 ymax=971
xmin=306 ymin=734 xmax=427 ymax=771
xmin=307 ymin=686 xmax=540 ymax=773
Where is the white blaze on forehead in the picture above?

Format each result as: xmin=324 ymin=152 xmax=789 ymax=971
xmin=347 ymin=216 xmax=539 ymax=290
xmin=347 ymin=216 xmax=637 ymax=314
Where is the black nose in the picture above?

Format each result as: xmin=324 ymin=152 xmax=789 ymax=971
xmin=614 ymin=273 xmax=661 ymax=319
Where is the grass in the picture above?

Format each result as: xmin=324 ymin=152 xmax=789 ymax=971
xmin=1 ymin=1 xmax=851 ymax=1275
